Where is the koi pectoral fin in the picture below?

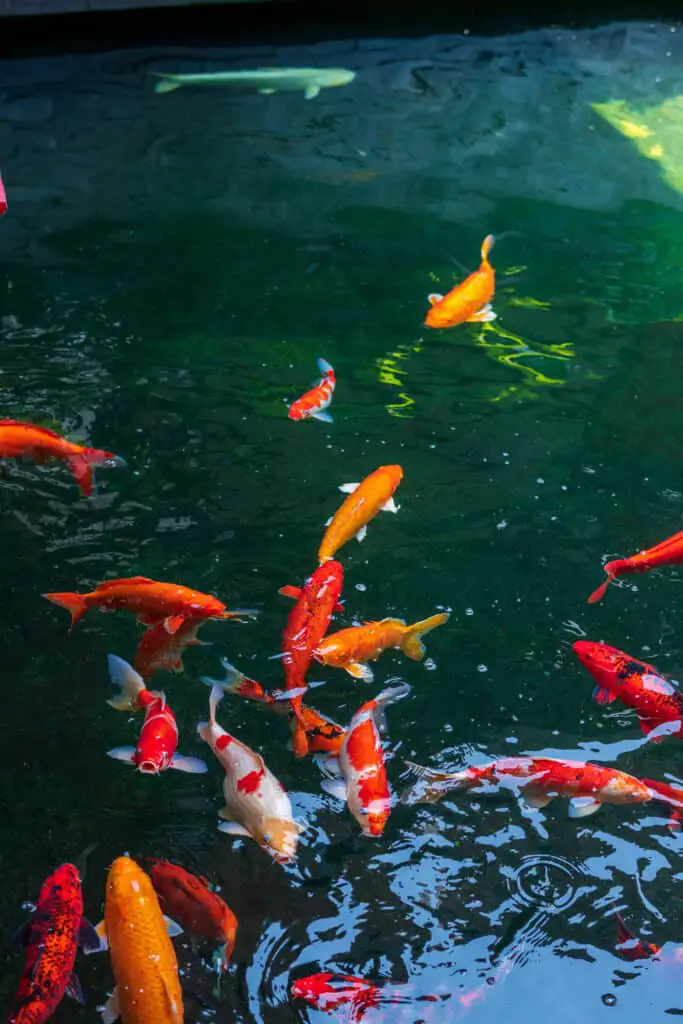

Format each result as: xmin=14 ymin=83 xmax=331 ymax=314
xmin=568 ymin=796 xmax=601 ymax=818
xmin=465 ymin=303 xmax=497 ymax=324
xmin=311 ymin=411 xmax=333 ymax=423
xmin=428 ymin=293 xmax=444 ymax=306
xmin=217 ymin=821 xmax=252 ymax=838
xmin=78 ymin=918 xmax=102 ymax=954
xmin=66 ymin=972 xmax=85 ymax=1005
xmin=592 ymin=685 xmax=617 ymax=706
xmin=588 ymin=576 xmax=612 ymax=604
xmin=345 ymin=661 xmax=374 ymax=682
xmin=163 ymin=915 xmax=183 ymax=938
xmin=100 ymin=987 xmax=121 ymax=1024
xmin=169 ymin=754 xmax=208 ymax=774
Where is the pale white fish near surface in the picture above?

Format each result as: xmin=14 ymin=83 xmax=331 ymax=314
xmin=153 ymin=67 xmax=356 ymax=99
xmin=197 ymin=683 xmax=300 ymax=863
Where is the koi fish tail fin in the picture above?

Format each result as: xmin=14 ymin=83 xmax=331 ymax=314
xmin=317 ymin=357 xmax=334 ymax=376
xmin=106 ymin=654 xmax=146 ymax=710
xmin=291 ymin=718 xmax=310 ymax=758
xmin=153 ymin=74 xmax=182 ymax=94
xmin=587 ymin=575 xmax=614 ymax=604
xmin=371 ymin=681 xmax=412 ymax=732
xmin=481 ymin=234 xmax=495 ymax=262
xmin=208 ymin=683 xmax=224 ymax=726
xmin=400 ymin=760 xmax=467 ymax=805
xmin=402 ymin=612 xmax=450 ymax=660
xmin=66 ymin=448 xmax=125 ymax=498
xmin=200 ymin=658 xmax=246 ymax=694
xmin=615 ymin=912 xmax=635 ymax=947
xmin=43 ymin=591 xmax=88 ymax=629
xmin=643 ymin=777 xmax=683 ymax=830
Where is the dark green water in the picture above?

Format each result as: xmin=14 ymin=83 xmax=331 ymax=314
xmin=4 ymin=17 xmax=683 ymax=1022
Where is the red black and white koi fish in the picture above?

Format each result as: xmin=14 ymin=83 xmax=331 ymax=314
xmin=106 ymin=654 xmax=208 ymax=775
xmin=574 ymin=640 xmax=683 ymax=739
xmin=288 ymin=358 xmax=336 ymax=423
xmin=279 ymin=559 xmax=344 ymax=758
xmin=588 ymin=529 xmax=683 ymax=603
xmin=402 ymin=755 xmax=683 ymax=821
xmin=321 ymin=683 xmax=411 ymax=837
xmin=7 ymin=864 xmax=99 ymax=1024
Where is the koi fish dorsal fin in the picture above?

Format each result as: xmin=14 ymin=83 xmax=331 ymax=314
xmin=278 ymin=585 xmax=302 ymax=600
xmin=97 ymin=576 xmax=155 ymax=590
xmin=427 ymin=293 xmax=444 ymax=306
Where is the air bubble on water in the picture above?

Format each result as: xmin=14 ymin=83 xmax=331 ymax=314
xmin=444 ymin=723 xmax=453 ymax=733
xmin=21 ymin=901 xmax=36 ymax=912
xmin=601 ymin=994 xmax=617 ymax=1007
xmin=477 ymin=664 xmax=488 ymax=673
xmin=506 ymin=736 xmax=519 ymax=744
xmin=497 ymin=520 xmax=508 ymax=530
xmin=355 ymin=583 xmax=367 ymax=592
xmin=465 ymin=608 xmax=474 ymax=616
xmin=537 ymin=478 xmax=545 ymax=484
xmin=424 ymin=658 xmax=437 ymax=671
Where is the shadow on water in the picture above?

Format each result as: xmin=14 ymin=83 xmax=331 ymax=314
xmin=4 ymin=16 xmax=683 ymax=1024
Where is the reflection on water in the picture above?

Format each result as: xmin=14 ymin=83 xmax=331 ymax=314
xmin=5 ymin=15 xmax=683 ymax=1024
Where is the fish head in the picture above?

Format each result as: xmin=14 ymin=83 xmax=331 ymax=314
xmin=291 ymin=973 xmax=337 ymax=1006
xmin=136 ymin=750 xmax=164 ymax=775
xmin=39 ymin=863 xmax=82 ymax=904
xmin=424 ymin=301 xmax=454 ymax=329
xmin=259 ymin=817 xmax=299 ymax=863
xmin=359 ymin=797 xmax=391 ymax=838
xmin=573 ymin=640 xmax=636 ymax=689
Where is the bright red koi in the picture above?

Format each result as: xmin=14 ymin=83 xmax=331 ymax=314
xmin=0 ymin=420 xmax=124 ymax=497
xmin=588 ymin=529 xmax=683 ymax=603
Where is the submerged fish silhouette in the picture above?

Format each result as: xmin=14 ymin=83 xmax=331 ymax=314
xmin=153 ymin=67 xmax=356 ymax=100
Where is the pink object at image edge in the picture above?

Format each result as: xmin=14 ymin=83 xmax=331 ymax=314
xmin=0 ymin=171 xmax=6 ymax=216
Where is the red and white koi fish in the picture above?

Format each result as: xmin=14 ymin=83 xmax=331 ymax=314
xmin=402 ymin=756 xmax=683 ymax=821
xmin=134 ymin=616 xmax=212 ymax=682
xmin=424 ymin=235 xmax=496 ymax=329
xmin=289 ymin=358 xmax=336 ymax=423
xmin=198 ymin=684 xmax=301 ymax=863
xmin=106 ymin=654 xmax=208 ymax=776
xmin=7 ymin=864 xmax=99 ymax=1024
xmin=574 ymin=640 xmax=683 ymax=739
xmin=290 ymin=973 xmax=442 ymax=1020
xmin=0 ymin=420 xmax=124 ymax=497
xmin=588 ymin=529 xmax=683 ymax=603
xmin=321 ymin=683 xmax=411 ymax=837
xmin=279 ymin=559 xmax=344 ymax=757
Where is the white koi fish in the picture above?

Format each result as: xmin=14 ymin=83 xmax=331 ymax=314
xmin=198 ymin=684 xmax=301 ymax=863
xmin=153 ymin=67 xmax=355 ymax=100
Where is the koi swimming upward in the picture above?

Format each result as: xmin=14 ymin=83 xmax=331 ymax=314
xmin=424 ymin=234 xmax=496 ymax=329
xmin=314 ymin=612 xmax=449 ymax=682
xmin=588 ymin=529 xmax=683 ymax=603
xmin=289 ymin=358 xmax=335 ymax=423
xmin=318 ymin=464 xmax=402 ymax=563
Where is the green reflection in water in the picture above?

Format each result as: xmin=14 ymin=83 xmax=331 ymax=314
xmin=592 ymin=97 xmax=683 ymax=196
xmin=473 ymin=322 xmax=577 ymax=403
xmin=376 ymin=341 xmax=423 ymax=418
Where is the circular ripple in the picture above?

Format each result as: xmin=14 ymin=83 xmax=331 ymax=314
xmin=511 ymin=854 xmax=584 ymax=913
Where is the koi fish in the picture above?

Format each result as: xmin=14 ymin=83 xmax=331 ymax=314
xmin=105 ymin=654 xmax=208 ymax=775
xmin=321 ymin=682 xmax=411 ymax=836
xmin=7 ymin=864 xmax=99 ymax=1024
xmin=202 ymin=658 xmax=347 ymax=756
xmin=588 ymin=529 xmax=683 ymax=603
xmin=615 ymin=913 xmax=661 ymax=961
xmin=198 ymin=684 xmax=301 ymax=863
xmin=143 ymin=859 xmax=238 ymax=971
xmin=424 ymin=235 xmax=496 ymax=329
xmin=574 ymin=640 xmax=683 ymax=738
xmin=89 ymin=856 xmax=184 ymax=1024
xmin=279 ymin=560 xmax=344 ymax=756
xmin=134 ymin=616 xmax=211 ymax=682
xmin=153 ymin=67 xmax=355 ymax=99
xmin=318 ymin=465 xmax=402 ymax=564
xmin=0 ymin=171 xmax=7 ymax=217
xmin=314 ymin=612 xmax=449 ymax=682
xmin=43 ymin=575 xmax=254 ymax=630
xmin=290 ymin=973 xmax=442 ymax=1020
xmin=0 ymin=420 xmax=124 ymax=497
xmin=401 ymin=756 xmax=683 ymax=820
xmin=289 ymin=358 xmax=336 ymax=423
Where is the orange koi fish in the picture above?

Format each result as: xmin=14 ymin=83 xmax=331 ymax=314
xmin=318 ymin=465 xmax=402 ymax=564
xmin=588 ymin=529 xmax=683 ymax=603
xmin=314 ymin=612 xmax=449 ymax=682
xmin=424 ymin=235 xmax=496 ymax=329
xmin=89 ymin=856 xmax=184 ymax=1024
xmin=144 ymin=859 xmax=238 ymax=971
xmin=134 ymin=616 xmax=211 ymax=682
xmin=574 ymin=640 xmax=683 ymax=739
xmin=291 ymin=973 xmax=441 ymax=1019
xmin=321 ymin=683 xmax=411 ymax=837
xmin=43 ymin=575 xmax=254 ymax=630
xmin=106 ymin=654 xmax=208 ymax=775
xmin=198 ymin=684 xmax=301 ymax=863
xmin=202 ymin=658 xmax=347 ymax=756
xmin=0 ymin=420 xmax=124 ymax=497
xmin=279 ymin=560 xmax=344 ymax=756
xmin=615 ymin=914 xmax=661 ymax=962
xmin=289 ymin=358 xmax=336 ymax=423
xmin=402 ymin=756 xmax=683 ymax=820
xmin=7 ymin=864 xmax=99 ymax=1024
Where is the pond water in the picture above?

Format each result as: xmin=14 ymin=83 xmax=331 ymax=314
xmin=3 ymin=15 xmax=683 ymax=1023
